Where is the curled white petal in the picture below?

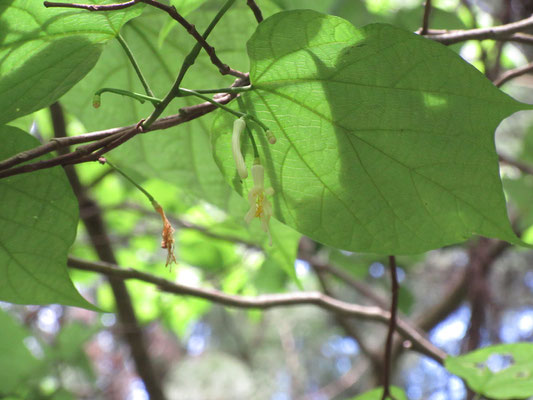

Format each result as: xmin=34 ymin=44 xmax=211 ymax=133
xmin=232 ymin=117 xmax=248 ymax=179
xmin=251 ymin=164 xmax=265 ymax=188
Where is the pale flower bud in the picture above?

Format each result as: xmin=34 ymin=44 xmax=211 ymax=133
xmin=232 ymin=117 xmax=248 ymax=179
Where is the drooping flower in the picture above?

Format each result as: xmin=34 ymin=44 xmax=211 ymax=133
xmin=232 ymin=117 xmax=248 ymax=180
xmin=245 ymin=162 xmax=275 ymax=245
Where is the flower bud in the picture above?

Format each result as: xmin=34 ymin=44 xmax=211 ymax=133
xmin=232 ymin=117 xmax=248 ymax=179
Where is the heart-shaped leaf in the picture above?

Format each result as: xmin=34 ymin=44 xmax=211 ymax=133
xmin=212 ymin=10 xmax=531 ymax=254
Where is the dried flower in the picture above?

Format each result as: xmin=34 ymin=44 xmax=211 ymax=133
xmin=153 ymin=202 xmax=177 ymax=267
xmin=245 ymin=162 xmax=274 ymax=245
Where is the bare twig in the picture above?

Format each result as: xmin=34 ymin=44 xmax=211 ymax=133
xmin=425 ymin=14 xmax=533 ymax=44
xmin=246 ymin=0 xmax=263 ymax=23
xmin=43 ymin=0 xmax=139 ymax=11
xmin=67 ymin=256 xmax=448 ymax=364
xmin=381 ymin=256 xmax=399 ymax=400
xmin=493 ymin=61 xmax=533 ymax=87
xmin=420 ymin=0 xmax=432 ymax=35
xmin=139 ymin=0 xmax=245 ymax=79
xmin=0 ymin=80 xmax=247 ymax=179
xmin=499 ymin=154 xmax=533 ymax=175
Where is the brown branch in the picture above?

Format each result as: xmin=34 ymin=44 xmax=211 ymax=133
xmin=381 ymin=256 xmax=399 ymax=400
xmin=43 ymin=0 xmax=139 ymax=11
xmin=304 ymin=254 xmax=389 ymax=309
xmin=50 ymin=103 xmax=166 ymax=400
xmin=420 ymin=0 xmax=432 ymax=35
xmin=246 ymin=0 xmax=263 ymax=23
xmin=139 ymin=0 xmax=245 ymax=79
xmin=67 ymin=255 xmax=447 ymax=363
xmin=0 ymin=84 xmax=246 ymax=179
xmin=424 ymin=14 xmax=533 ymax=44
xmin=493 ymin=61 xmax=533 ymax=87
xmin=499 ymin=154 xmax=533 ymax=175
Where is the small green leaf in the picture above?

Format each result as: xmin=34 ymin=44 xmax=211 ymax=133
xmin=0 ymin=309 xmax=42 ymax=395
xmin=0 ymin=125 xmax=95 ymax=308
xmin=0 ymin=0 xmax=143 ymax=124
xmin=212 ymin=10 xmax=530 ymax=254
xmin=445 ymin=343 xmax=533 ymax=399
xmin=350 ymin=386 xmax=407 ymax=400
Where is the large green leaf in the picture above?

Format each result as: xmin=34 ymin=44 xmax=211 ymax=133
xmin=0 ymin=125 xmax=94 ymax=308
xmin=445 ymin=343 xmax=533 ymax=399
xmin=0 ymin=0 xmax=143 ymax=124
xmin=211 ymin=10 xmax=530 ymax=254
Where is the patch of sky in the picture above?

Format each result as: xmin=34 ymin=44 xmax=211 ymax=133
xmin=404 ymin=356 xmax=466 ymax=400
xmin=500 ymin=307 xmax=533 ymax=342
xmin=295 ymin=259 xmax=310 ymax=278
xmin=186 ymin=321 xmax=211 ymax=356
xmin=430 ymin=304 xmax=470 ymax=355
xmin=126 ymin=378 xmax=148 ymax=400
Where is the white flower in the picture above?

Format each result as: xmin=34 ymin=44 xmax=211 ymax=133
xmin=245 ymin=163 xmax=275 ymax=245
xmin=232 ymin=117 xmax=248 ymax=179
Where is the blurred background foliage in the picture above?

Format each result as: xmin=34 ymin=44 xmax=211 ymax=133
xmin=4 ymin=0 xmax=533 ymax=399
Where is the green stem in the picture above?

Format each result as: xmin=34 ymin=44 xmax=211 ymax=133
xmin=178 ymin=87 xmax=270 ymax=133
xmin=178 ymin=88 xmax=244 ymax=118
xmin=95 ymin=88 xmax=162 ymax=106
xmin=117 ymin=34 xmax=155 ymax=98
xmin=237 ymin=96 xmax=259 ymax=159
xmin=105 ymin=159 xmax=155 ymax=203
xmin=142 ymin=0 xmax=237 ymax=129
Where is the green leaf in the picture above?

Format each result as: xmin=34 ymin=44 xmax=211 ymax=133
xmin=349 ymin=386 xmax=407 ymax=400
xmin=0 ymin=309 xmax=41 ymax=395
xmin=0 ymin=0 xmax=143 ymax=124
xmin=212 ymin=10 xmax=530 ymax=254
xmin=0 ymin=125 xmax=94 ymax=308
xmin=445 ymin=343 xmax=533 ymax=399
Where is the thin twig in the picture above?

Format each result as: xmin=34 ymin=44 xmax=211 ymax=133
xmin=67 ymin=256 xmax=448 ymax=364
xmin=139 ymin=0 xmax=245 ymax=79
xmin=493 ymin=61 xmax=533 ymax=87
xmin=0 ymin=82 xmax=247 ymax=178
xmin=246 ymin=0 xmax=263 ymax=23
xmin=499 ymin=154 xmax=533 ymax=175
xmin=425 ymin=14 xmax=533 ymax=44
xmin=43 ymin=0 xmax=139 ymax=11
xmin=381 ymin=256 xmax=399 ymax=400
xmin=420 ymin=0 xmax=432 ymax=35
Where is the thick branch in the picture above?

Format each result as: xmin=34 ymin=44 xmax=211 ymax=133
xmin=246 ymin=0 xmax=263 ymax=23
xmin=67 ymin=256 xmax=448 ymax=364
xmin=425 ymin=14 xmax=533 ymax=44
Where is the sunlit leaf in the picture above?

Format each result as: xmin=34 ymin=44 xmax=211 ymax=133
xmin=0 ymin=0 xmax=143 ymax=124
xmin=212 ymin=10 xmax=530 ymax=254
xmin=0 ymin=126 xmax=94 ymax=308
xmin=445 ymin=343 xmax=533 ymax=399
